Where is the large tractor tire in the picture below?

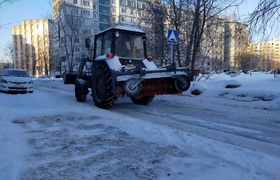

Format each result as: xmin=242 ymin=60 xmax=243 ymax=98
xmin=131 ymin=96 xmax=154 ymax=105
xmin=75 ymin=80 xmax=87 ymax=102
xmin=91 ymin=62 xmax=118 ymax=109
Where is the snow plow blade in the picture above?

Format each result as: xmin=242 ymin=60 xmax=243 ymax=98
xmin=117 ymin=75 xmax=190 ymax=97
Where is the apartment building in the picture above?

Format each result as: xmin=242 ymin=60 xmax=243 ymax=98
xmin=12 ymin=19 xmax=54 ymax=77
xmin=200 ymin=16 xmax=227 ymax=72
xmin=249 ymin=39 xmax=280 ymax=71
xmin=224 ymin=21 xmax=249 ymax=71
xmin=52 ymin=0 xmax=97 ymax=73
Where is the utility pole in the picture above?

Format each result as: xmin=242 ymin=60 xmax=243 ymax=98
xmin=250 ymin=54 xmax=252 ymax=76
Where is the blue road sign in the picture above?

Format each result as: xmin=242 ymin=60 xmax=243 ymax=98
xmin=36 ymin=66 xmax=41 ymax=70
xmin=167 ymin=29 xmax=178 ymax=44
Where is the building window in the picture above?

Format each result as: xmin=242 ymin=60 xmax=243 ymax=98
xmin=104 ymin=19 xmax=109 ymax=24
xmin=75 ymin=37 xmax=79 ymax=43
xmin=101 ymin=1 xmax=109 ymax=5
xmin=111 ymin=0 xmax=115 ymax=4
xmin=83 ymin=0 xmax=90 ymax=6
xmin=85 ymin=19 xmax=92 ymax=26
xmin=83 ymin=10 xmax=91 ymax=17
xmin=73 ymin=0 xmax=77 ymax=4
xmin=83 ymin=29 xmax=91 ymax=35
xmin=121 ymin=0 xmax=127 ymax=5
xmin=121 ymin=7 xmax=127 ymax=13
xmin=93 ymin=13 xmax=97 ymax=19
xmin=103 ymin=10 xmax=110 ymax=14
xmin=138 ymin=2 xmax=143 ymax=9
xmin=75 ymin=8 xmax=79 ymax=15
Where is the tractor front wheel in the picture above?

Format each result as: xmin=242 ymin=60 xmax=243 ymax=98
xmin=75 ymin=80 xmax=87 ymax=102
xmin=91 ymin=62 xmax=118 ymax=109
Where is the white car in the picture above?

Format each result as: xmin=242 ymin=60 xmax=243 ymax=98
xmin=0 ymin=69 xmax=34 ymax=93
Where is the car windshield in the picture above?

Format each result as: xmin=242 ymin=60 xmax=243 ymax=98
xmin=3 ymin=70 xmax=29 ymax=77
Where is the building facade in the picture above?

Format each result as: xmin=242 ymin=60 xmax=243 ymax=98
xmin=199 ymin=16 xmax=227 ymax=72
xmin=224 ymin=21 xmax=249 ymax=71
xmin=12 ymin=19 xmax=54 ymax=77
xmin=249 ymin=39 xmax=280 ymax=71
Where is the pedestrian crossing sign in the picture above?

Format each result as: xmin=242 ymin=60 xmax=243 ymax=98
xmin=167 ymin=29 xmax=178 ymax=44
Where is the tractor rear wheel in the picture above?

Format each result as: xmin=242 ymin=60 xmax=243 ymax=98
xmin=131 ymin=96 xmax=154 ymax=105
xmin=91 ymin=62 xmax=118 ymax=109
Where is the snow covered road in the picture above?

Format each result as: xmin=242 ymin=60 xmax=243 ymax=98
xmin=1 ymin=77 xmax=280 ymax=179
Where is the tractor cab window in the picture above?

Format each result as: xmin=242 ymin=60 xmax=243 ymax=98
xmin=95 ymin=36 xmax=102 ymax=57
xmin=95 ymin=32 xmax=112 ymax=57
xmin=115 ymin=33 xmax=144 ymax=59
xmin=103 ymin=32 xmax=112 ymax=54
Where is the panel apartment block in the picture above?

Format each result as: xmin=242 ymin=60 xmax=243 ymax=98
xmin=12 ymin=19 xmax=54 ymax=77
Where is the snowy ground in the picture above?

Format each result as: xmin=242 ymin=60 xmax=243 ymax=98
xmin=0 ymin=72 xmax=280 ymax=179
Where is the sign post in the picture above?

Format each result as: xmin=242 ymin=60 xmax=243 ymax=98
xmin=167 ymin=29 xmax=178 ymax=69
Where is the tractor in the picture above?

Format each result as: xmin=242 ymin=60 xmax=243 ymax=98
xmin=74 ymin=25 xmax=190 ymax=109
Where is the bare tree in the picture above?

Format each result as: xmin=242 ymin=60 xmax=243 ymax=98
xmin=4 ymin=42 xmax=13 ymax=59
xmin=44 ymin=0 xmax=53 ymax=20
xmin=155 ymin=0 xmax=244 ymax=79
xmin=185 ymin=0 xmax=245 ymax=80
xmin=248 ymin=0 xmax=280 ymax=39
xmin=56 ymin=3 xmax=87 ymax=73
xmin=0 ymin=0 xmax=19 ymax=7
xmin=144 ymin=0 xmax=246 ymax=79
xmin=145 ymin=1 xmax=169 ymax=66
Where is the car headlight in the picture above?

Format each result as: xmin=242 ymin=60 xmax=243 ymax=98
xmin=1 ymin=79 xmax=8 ymax=83
xmin=28 ymin=80 xmax=33 ymax=84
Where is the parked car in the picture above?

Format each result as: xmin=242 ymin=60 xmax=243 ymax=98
xmin=226 ymin=71 xmax=239 ymax=77
xmin=38 ymin=74 xmax=50 ymax=79
xmin=240 ymin=69 xmax=249 ymax=74
xmin=0 ymin=68 xmax=34 ymax=93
